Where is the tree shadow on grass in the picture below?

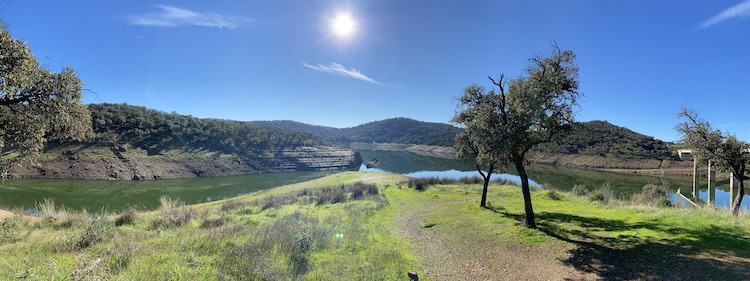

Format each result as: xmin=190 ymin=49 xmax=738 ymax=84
xmin=498 ymin=211 xmax=750 ymax=280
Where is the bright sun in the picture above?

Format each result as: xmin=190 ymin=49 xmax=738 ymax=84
xmin=331 ymin=13 xmax=356 ymax=38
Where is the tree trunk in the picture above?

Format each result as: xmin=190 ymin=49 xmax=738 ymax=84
xmin=730 ymin=165 xmax=745 ymax=216
xmin=479 ymin=164 xmax=494 ymax=208
xmin=731 ymin=176 xmax=744 ymax=216
xmin=514 ymin=159 xmax=536 ymax=228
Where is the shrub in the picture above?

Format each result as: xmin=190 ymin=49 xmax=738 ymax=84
xmin=365 ymin=184 xmax=379 ymax=196
xmin=350 ymin=182 xmax=378 ymax=200
xmin=546 ymin=190 xmax=563 ymax=201
xmin=37 ymin=198 xmax=57 ymax=221
xmin=75 ymin=217 xmax=113 ymax=250
xmin=350 ymin=185 xmax=365 ymax=200
xmin=493 ymin=177 xmax=518 ymax=186
xmin=315 ymin=186 xmax=347 ymax=205
xmin=115 ymin=207 xmax=137 ymax=226
xmin=588 ymin=183 xmax=614 ymax=204
xmin=152 ymin=196 xmax=195 ymax=229
xmin=0 ymin=217 xmax=20 ymax=244
xmin=201 ymin=216 xmax=228 ymax=228
xmin=220 ymin=200 xmax=246 ymax=212
xmin=571 ymin=184 xmax=589 ymax=196
xmin=102 ymin=232 xmax=140 ymax=274
xmin=72 ymin=257 xmax=108 ymax=281
xmin=631 ymin=184 xmax=672 ymax=207
xmin=220 ymin=212 xmax=330 ymax=279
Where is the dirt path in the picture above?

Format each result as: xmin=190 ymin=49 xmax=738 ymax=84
xmin=394 ymin=194 xmax=597 ymax=281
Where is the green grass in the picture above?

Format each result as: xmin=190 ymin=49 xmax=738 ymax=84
xmin=0 ymin=172 xmax=419 ymax=280
xmin=391 ymin=181 xmax=750 ymax=279
xmin=0 ymin=171 xmax=749 ymax=280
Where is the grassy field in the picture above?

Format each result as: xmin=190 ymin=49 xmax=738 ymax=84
xmin=1 ymin=171 xmax=749 ymax=280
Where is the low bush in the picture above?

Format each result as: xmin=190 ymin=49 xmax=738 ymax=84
xmin=631 ymin=184 xmax=672 ymax=207
xmin=0 ymin=217 xmax=20 ymax=244
xmin=220 ymin=200 xmax=247 ymax=212
xmin=151 ymin=196 xmax=195 ymax=229
xmin=315 ymin=186 xmax=347 ymax=205
xmin=115 ymin=207 xmax=137 ymax=226
xmin=220 ymin=212 xmax=330 ymax=279
xmin=571 ymin=184 xmax=589 ymax=196
xmin=201 ymin=216 xmax=229 ymax=228
xmin=75 ymin=217 xmax=113 ymax=250
xmin=588 ymin=183 xmax=614 ymax=204
xmin=546 ymin=190 xmax=563 ymax=201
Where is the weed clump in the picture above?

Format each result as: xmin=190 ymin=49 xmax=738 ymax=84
xmin=220 ymin=200 xmax=247 ymax=212
xmin=631 ymin=184 xmax=672 ymax=207
xmin=75 ymin=217 xmax=113 ymax=250
xmin=588 ymin=183 xmax=614 ymax=204
xmin=201 ymin=216 xmax=229 ymax=228
xmin=316 ymin=186 xmax=347 ymax=205
xmin=115 ymin=207 xmax=137 ymax=226
xmin=151 ymin=196 xmax=195 ymax=229
xmin=546 ymin=190 xmax=563 ymax=201
xmin=221 ymin=212 xmax=329 ymax=279
xmin=0 ymin=217 xmax=20 ymax=244
xmin=571 ymin=184 xmax=589 ymax=196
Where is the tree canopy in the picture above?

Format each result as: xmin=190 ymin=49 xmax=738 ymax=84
xmin=88 ymin=103 xmax=325 ymax=157
xmin=0 ymin=23 xmax=90 ymax=164
xmin=538 ymin=121 xmax=672 ymax=160
xmin=453 ymin=45 xmax=581 ymax=228
xmin=676 ymin=107 xmax=749 ymax=215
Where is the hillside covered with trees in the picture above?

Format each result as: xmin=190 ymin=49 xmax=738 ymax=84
xmin=537 ymin=120 xmax=673 ymax=160
xmin=253 ymin=117 xmax=461 ymax=147
xmin=88 ymin=103 xmax=325 ymax=157
xmin=256 ymin=118 xmax=674 ymax=161
xmin=8 ymin=104 xmax=361 ymax=180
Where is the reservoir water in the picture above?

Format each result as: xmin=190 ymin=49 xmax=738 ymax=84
xmin=0 ymin=149 xmax=747 ymax=212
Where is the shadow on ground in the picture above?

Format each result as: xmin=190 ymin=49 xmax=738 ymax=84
xmin=498 ymin=211 xmax=750 ymax=280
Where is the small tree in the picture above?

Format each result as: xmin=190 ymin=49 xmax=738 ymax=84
xmin=0 ymin=22 xmax=91 ymax=169
xmin=453 ymin=44 xmax=581 ymax=228
xmin=676 ymin=107 xmax=749 ymax=215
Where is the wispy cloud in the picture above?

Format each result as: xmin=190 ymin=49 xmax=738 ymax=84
xmin=303 ymin=62 xmax=380 ymax=85
xmin=126 ymin=5 xmax=252 ymax=29
xmin=700 ymin=0 xmax=750 ymax=29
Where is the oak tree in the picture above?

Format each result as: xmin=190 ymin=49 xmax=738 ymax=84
xmin=453 ymin=45 xmax=581 ymax=228
xmin=676 ymin=107 xmax=749 ymax=215
xmin=0 ymin=23 xmax=91 ymax=169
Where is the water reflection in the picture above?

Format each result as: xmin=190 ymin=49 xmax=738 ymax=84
xmin=357 ymin=149 xmax=750 ymax=210
xmin=0 ymin=170 xmax=334 ymax=212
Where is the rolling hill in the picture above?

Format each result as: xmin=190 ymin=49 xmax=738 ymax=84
xmin=255 ymin=118 xmax=675 ymax=161
xmin=252 ymin=117 xmax=462 ymax=147
xmin=7 ymin=104 xmax=361 ymax=180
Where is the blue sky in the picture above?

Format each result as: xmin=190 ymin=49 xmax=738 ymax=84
xmin=2 ymin=1 xmax=749 ymax=142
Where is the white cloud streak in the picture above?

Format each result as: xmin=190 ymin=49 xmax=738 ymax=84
xmin=700 ymin=0 xmax=750 ymax=29
xmin=126 ymin=5 xmax=252 ymax=29
xmin=303 ymin=62 xmax=380 ymax=85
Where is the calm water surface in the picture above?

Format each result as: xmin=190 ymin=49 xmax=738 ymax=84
xmin=358 ymin=150 xmax=750 ymax=210
xmin=1 ymin=149 xmax=747 ymax=212
xmin=0 ymin=171 xmax=334 ymax=213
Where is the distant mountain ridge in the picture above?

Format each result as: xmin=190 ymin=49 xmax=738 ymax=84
xmin=252 ymin=117 xmax=462 ymax=147
xmin=255 ymin=119 xmax=675 ymax=161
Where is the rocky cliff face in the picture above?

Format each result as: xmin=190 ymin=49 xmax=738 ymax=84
xmin=8 ymin=145 xmax=362 ymax=180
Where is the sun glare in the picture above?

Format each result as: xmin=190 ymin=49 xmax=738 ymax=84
xmin=331 ymin=13 xmax=356 ymax=38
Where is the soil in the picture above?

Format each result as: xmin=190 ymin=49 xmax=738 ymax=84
xmin=394 ymin=195 xmax=598 ymax=280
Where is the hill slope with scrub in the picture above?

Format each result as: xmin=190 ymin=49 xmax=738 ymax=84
xmin=6 ymin=104 xmax=361 ymax=180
